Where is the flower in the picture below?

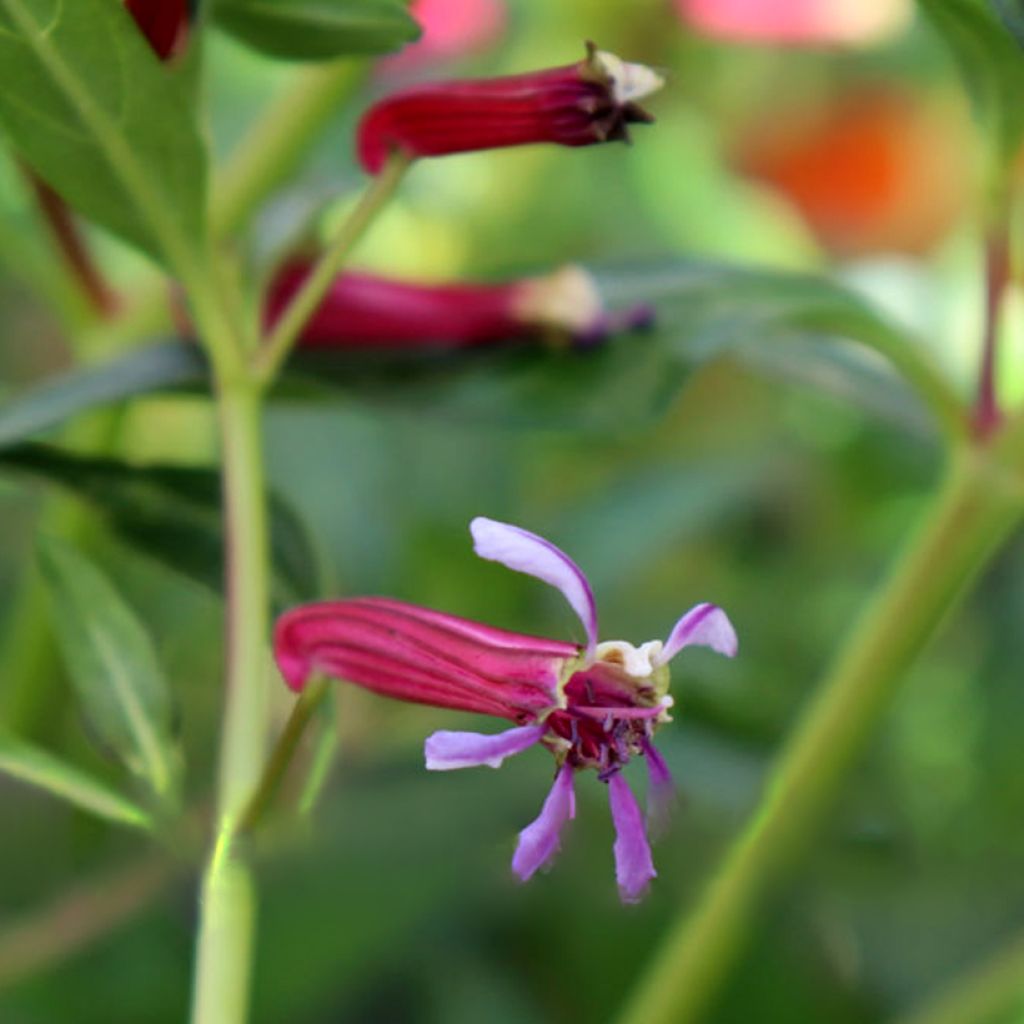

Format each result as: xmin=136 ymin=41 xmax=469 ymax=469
xmin=124 ymin=0 xmax=191 ymax=60
xmin=379 ymin=0 xmax=506 ymax=73
xmin=274 ymin=518 xmax=737 ymax=903
xmin=356 ymin=42 xmax=665 ymax=174
xmin=263 ymin=263 xmax=654 ymax=350
xmin=676 ymin=0 xmax=911 ymax=46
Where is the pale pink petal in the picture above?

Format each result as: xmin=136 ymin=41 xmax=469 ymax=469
xmin=470 ymin=517 xmax=598 ymax=658
xmin=424 ymin=724 xmax=545 ymax=770
xmin=642 ymin=739 xmax=676 ymax=839
xmin=676 ymin=0 xmax=911 ymax=46
xmin=655 ymin=603 xmax=737 ymax=667
xmin=511 ymin=763 xmax=576 ymax=882
xmin=608 ymin=773 xmax=656 ymax=904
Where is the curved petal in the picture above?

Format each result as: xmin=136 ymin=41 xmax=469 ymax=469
xmin=425 ymin=724 xmax=545 ymax=771
xmin=641 ymin=739 xmax=675 ymax=840
xmin=470 ymin=517 xmax=598 ymax=658
xmin=654 ymin=603 xmax=738 ymax=667
xmin=608 ymin=772 xmax=656 ymax=903
xmin=511 ymin=763 xmax=576 ymax=882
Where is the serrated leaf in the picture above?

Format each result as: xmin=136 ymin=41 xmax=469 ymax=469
xmin=0 ymin=732 xmax=152 ymax=828
xmin=0 ymin=0 xmax=207 ymax=261
xmin=2 ymin=443 xmax=321 ymax=608
xmin=37 ymin=537 xmax=177 ymax=799
xmin=213 ymin=0 xmax=420 ymax=60
xmin=920 ymin=0 xmax=1024 ymax=161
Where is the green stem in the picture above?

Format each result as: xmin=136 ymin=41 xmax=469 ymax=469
xmin=254 ymin=153 xmax=412 ymax=383
xmin=189 ymin=380 xmax=269 ymax=1024
xmin=614 ymin=446 xmax=1024 ymax=1024
xmin=894 ymin=929 xmax=1024 ymax=1024
xmin=237 ymin=678 xmax=328 ymax=834
xmin=212 ymin=61 xmax=364 ymax=240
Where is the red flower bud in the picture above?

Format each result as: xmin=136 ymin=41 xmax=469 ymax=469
xmin=357 ymin=42 xmax=664 ymax=173
xmin=124 ymin=0 xmax=191 ymax=61
xmin=264 ymin=263 xmax=653 ymax=349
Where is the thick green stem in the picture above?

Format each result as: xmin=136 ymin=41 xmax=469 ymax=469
xmin=254 ymin=153 xmax=412 ymax=383
xmin=894 ymin=928 xmax=1024 ymax=1024
xmin=189 ymin=379 xmax=269 ymax=1024
xmin=614 ymin=447 xmax=1024 ymax=1024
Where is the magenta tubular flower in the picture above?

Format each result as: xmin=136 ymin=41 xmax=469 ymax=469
xmin=124 ymin=0 xmax=191 ymax=60
xmin=264 ymin=263 xmax=653 ymax=350
xmin=357 ymin=42 xmax=665 ymax=174
xmin=275 ymin=519 xmax=737 ymax=903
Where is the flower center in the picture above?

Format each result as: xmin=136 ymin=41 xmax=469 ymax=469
xmin=543 ymin=639 xmax=672 ymax=774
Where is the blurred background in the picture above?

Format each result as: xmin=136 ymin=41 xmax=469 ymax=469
xmin=1 ymin=0 xmax=1024 ymax=1021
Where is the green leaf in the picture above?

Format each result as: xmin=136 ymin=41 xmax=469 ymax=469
xmin=3 ymin=443 xmax=321 ymax=607
xmin=213 ymin=0 xmax=421 ymax=60
xmin=0 ymin=261 xmax=939 ymax=437
xmin=37 ymin=536 xmax=178 ymax=799
xmin=993 ymin=0 xmax=1024 ymax=48
xmin=0 ymin=341 xmax=207 ymax=450
xmin=0 ymin=732 xmax=152 ymax=829
xmin=919 ymin=0 xmax=1024 ymax=161
xmin=0 ymin=0 xmax=207 ymax=261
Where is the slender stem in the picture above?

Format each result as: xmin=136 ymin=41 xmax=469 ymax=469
xmin=894 ymin=928 xmax=1024 ymax=1024
xmin=21 ymin=167 xmax=118 ymax=319
xmin=972 ymin=229 xmax=1010 ymax=438
xmin=0 ymin=852 xmax=173 ymax=991
xmin=189 ymin=379 xmax=270 ymax=1024
xmin=237 ymin=678 xmax=329 ymax=834
xmin=253 ymin=153 xmax=412 ymax=384
xmin=614 ymin=447 xmax=1024 ymax=1024
xmin=212 ymin=61 xmax=364 ymax=240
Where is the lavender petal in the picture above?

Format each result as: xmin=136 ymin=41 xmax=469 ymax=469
xmin=608 ymin=772 xmax=657 ymax=903
xmin=655 ymin=602 xmax=738 ymax=666
xmin=511 ymin=763 xmax=576 ymax=882
xmin=425 ymin=724 xmax=546 ymax=771
xmin=470 ymin=517 xmax=598 ymax=657
xmin=642 ymin=739 xmax=675 ymax=839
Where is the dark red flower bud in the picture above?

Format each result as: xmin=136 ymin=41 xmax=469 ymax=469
xmin=357 ymin=42 xmax=664 ymax=174
xmin=124 ymin=0 xmax=191 ymax=61
xmin=264 ymin=263 xmax=653 ymax=350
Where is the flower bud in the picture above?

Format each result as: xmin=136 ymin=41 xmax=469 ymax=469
xmin=124 ymin=0 xmax=191 ymax=60
xmin=357 ymin=42 xmax=664 ymax=173
xmin=264 ymin=263 xmax=653 ymax=350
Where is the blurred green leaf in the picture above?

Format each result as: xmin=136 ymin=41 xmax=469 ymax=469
xmin=37 ymin=537 xmax=178 ymax=800
xmin=920 ymin=0 xmax=1024 ymax=161
xmin=3 ymin=443 xmax=321 ymax=608
xmin=0 ymin=732 xmax=152 ymax=829
xmin=0 ymin=342 xmax=207 ymax=450
xmin=212 ymin=0 xmax=421 ymax=60
xmin=0 ymin=262 xmax=931 ymax=438
xmin=0 ymin=0 xmax=206 ymax=260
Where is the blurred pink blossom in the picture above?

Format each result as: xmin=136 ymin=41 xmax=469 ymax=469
xmin=383 ymin=0 xmax=505 ymax=71
xmin=676 ymin=0 xmax=912 ymax=46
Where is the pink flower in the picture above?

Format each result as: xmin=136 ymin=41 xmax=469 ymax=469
xmin=124 ymin=0 xmax=191 ymax=60
xmin=676 ymin=0 xmax=911 ymax=46
xmin=357 ymin=42 xmax=665 ymax=174
xmin=274 ymin=518 xmax=737 ymax=903
xmin=381 ymin=0 xmax=506 ymax=72
xmin=263 ymin=263 xmax=653 ymax=350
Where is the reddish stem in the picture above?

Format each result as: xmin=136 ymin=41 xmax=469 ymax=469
xmin=23 ymin=169 xmax=118 ymax=318
xmin=972 ymin=230 xmax=1010 ymax=439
